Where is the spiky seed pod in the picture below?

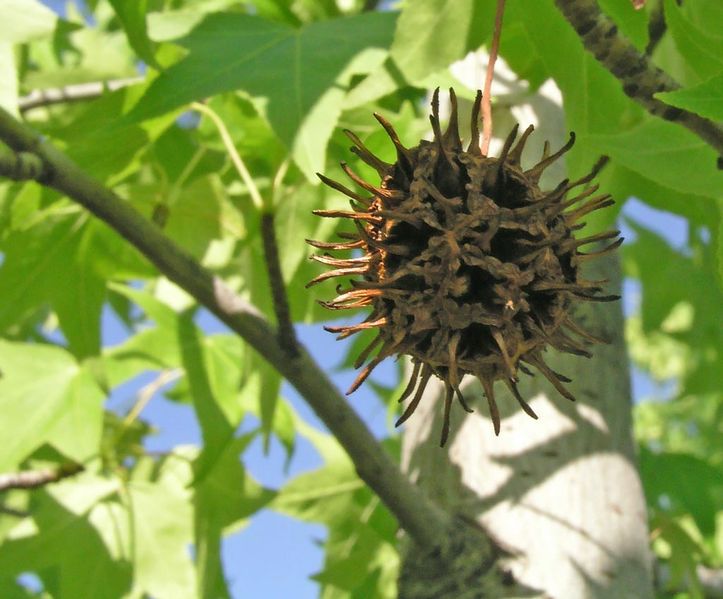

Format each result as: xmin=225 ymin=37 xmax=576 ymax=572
xmin=308 ymin=88 xmax=621 ymax=446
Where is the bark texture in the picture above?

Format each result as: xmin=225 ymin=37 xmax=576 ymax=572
xmin=399 ymin=254 xmax=654 ymax=598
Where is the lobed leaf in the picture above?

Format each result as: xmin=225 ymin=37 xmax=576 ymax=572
xmin=131 ymin=11 xmax=397 ymax=178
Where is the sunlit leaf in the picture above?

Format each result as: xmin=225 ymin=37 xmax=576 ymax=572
xmin=131 ymin=11 xmax=397 ymax=177
xmin=0 ymin=341 xmax=103 ymax=471
xmin=108 ymin=0 xmax=158 ymax=67
xmin=0 ymin=0 xmax=56 ymax=43
xmin=0 ymin=475 xmax=127 ymax=598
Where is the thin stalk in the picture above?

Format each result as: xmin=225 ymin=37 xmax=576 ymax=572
xmin=480 ymin=0 xmax=506 ymax=156
xmin=191 ymin=102 xmax=265 ymax=211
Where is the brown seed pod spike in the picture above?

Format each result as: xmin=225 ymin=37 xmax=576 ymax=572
xmin=308 ymin=88 xmax=621 ymax=446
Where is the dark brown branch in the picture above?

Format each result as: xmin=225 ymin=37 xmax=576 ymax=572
xmin=645 ymin=0 xmax=667 ymax=56
xmin=260 ymin=212 xmax=299 ymax=357
xmin=0 ymin=463 xmax=84 ymax=491
xmin=0 ymin=105 xmax=450 ymax=551
xmin=554 ymin=0 xmax=723 ymax=159
xmin=18 ymin=77 xmax=143 ymax=112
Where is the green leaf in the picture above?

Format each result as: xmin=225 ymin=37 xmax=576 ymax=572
xmin=601 ymin=162 xmax=718 ymax=225
xmin=0 ymin=211 xmax=105 ymax=357
xmin=193 ymin=434 xmax=275 ymax=597
xmin=55 ymin=83 xmax=175 ymax=185
xmin=275 ymin=456 xmax=398 ymax=598
xmin=0 ymin=43 xmax=18 ymax=116
xmin=127 ymin=480 xmax=196 ymax=598
xmin=624 ymin=221 xmax=719 ymax=330
xmin=108 ymin=0 xmax=158 ymax=67
xmin=655 ymin=73 xmax=723 ymax=121
xmin=0 ymin=341 xmax=103 ymax=471
xmin=499 ymin=22 xmax=548 ymax=89
xmin=683 ymin=0 xmax=723 ymax=40
xmin=162 ymin=177 xmax=224 ymax=259
xmin=598 ymin=0 xmax=649 ymax=50
xmin=22 ymin=14 xmax=137 ymax=89
xmin=589 ymin=119 xmax=723 ymax=200
xmin=640 ymin=448 xmax=723 ymax=535
xmin=664 ymin=0 xmax=723 ymax=82
xmin=194 ymin=435 xmax=276 ymax=530
xmin=624 ymin=220 xmax=723 ymax=400
xmin=508 ymin=0 xmax=638 ymax=177
xmin=0 ymin=0 xmax=56 ymax=43
xmin=389 ymin=0 xmax=491 ymax=82
xmin=131 ymin=11 xmax=397 ymax=178
xmin=650 ymin=513 xmax=705 ymax=594
xmin=719 ymin=203 xmax=723 ymax=286
xmin=0 ymin=478 xmax=130 ymax=598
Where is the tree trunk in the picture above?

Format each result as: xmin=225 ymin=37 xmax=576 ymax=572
xmin=398 ymin=254 xmax=654 ymax=598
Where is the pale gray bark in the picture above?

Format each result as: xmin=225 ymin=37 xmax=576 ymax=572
xmin=399 ymin=254 xmax=654 ymax=598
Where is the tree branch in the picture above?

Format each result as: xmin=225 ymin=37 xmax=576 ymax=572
xmin=260 ymin=213 xmax=299 ymax=357
xmin=0 ymin=463 xmax=84 ymax=492
xmin=18 ymin=77 xmax=143 ymax=112
xmin=0 ymin=105 xmax=450 ymax=551
xmin=554 ymin=0 xmax=723 ymax=159
xmin=0 ymin=151 xmax=49 ymax=181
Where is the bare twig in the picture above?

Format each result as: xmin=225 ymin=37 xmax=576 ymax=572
xmin=260 ymin=212 xmax=299 ymax=357
xmin=0 ymin=505 xmax=30 ymax=518
xmin=0 ymin=463 xmax=84 ymax=492
xmin=481 ymin=0 xmax=506 ymax=156
xmin=554 ymin=0 xmax=723 ymax=159
xmin=123 ymin=368 xmax=182 ymax=426
xmin=261 ymin=159 xmax=299 ymax=356
xmin=19 ymin=77 xmax=143 ymax=113
xmin=0 ymin=105 xmax=450 ymax=551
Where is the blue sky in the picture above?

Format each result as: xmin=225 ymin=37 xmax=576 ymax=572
xmin=29 ymin=1 xmax=692 ymax=596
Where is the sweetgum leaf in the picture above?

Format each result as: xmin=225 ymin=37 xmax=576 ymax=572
xmin=590 ymin=119 xmax=723 ymax=200
xmin=0 ymin=482 xmax=130 ymax=598
xmin=507 ymin=0 xmax=638 ymax=178
xmin=664 ymin=0 xmax=723 ymax=81
xmin=0 ymin=211 xmax=105 ymax=358
xmin=0 ymin=0 xmax=56 ymax=43
xmin=0 ymin=44 xmax=18 ymax=116
xmin=598 ymin=0 xmax=649 ymax=50
xmin=0 ymin=341 xmax=103 ymax=470
xmin=108 ymin=0 xmax=158 ymax=67
xmin=130 ymin=11 xmax=396 ymax=177
xmin=127 ymin=481 xmax=196 ymax=598
xmin=640 ymin=448 xmax=723 ymax=535
xmin=390 ymin=0 xmax=489 ymax=82
xmin=655 ymin=73 xmax=723 ymax=121
xmin=193 ymin=434 xmax=275 ymax=596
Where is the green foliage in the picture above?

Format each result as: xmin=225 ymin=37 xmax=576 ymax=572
xmin=131 ymin=10 xmax=397 ymax=178
xmin=656 ymin=73 xmax=723 ymax=122
xmin=0 ymin=0 xmax=721 ymax=597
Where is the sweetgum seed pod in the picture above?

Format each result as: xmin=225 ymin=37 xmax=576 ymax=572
xmin=308 ymin=88 xmax=621 ymax=447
